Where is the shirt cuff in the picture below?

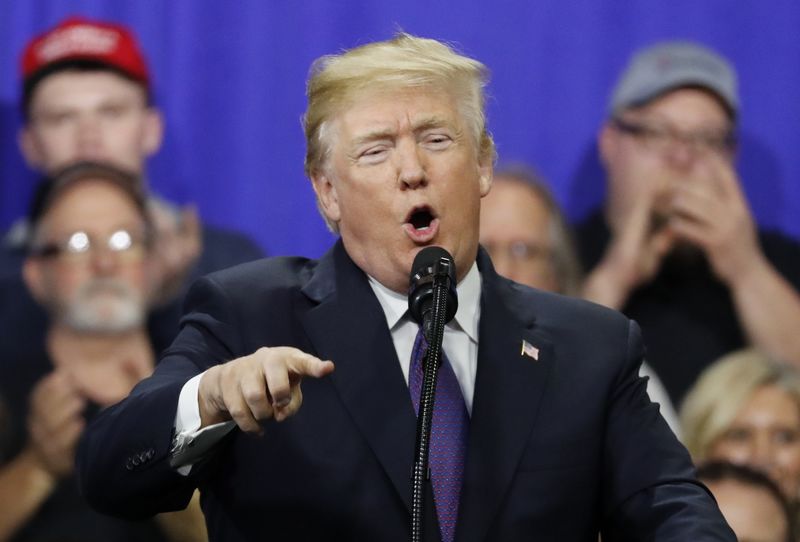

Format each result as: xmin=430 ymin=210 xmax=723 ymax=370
xmin=170 ymin=372 xmax=236 ymax=475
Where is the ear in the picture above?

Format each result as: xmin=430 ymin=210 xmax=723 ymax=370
xmin=597 ymin=122 xmax=617 ymax=168
xmin=22 ymin=257 xmax=48 ymax=305
xmin=478 ymin=156 xmax=493 ymax=197
xmin=310 ymin=171 xmax=341 ymax=224
xmin=141 ymin=108 xmax=164 ymax=157
xmin=18 ymin=126 xmax=44 ymax=170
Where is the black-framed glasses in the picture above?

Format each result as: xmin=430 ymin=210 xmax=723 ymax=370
xmin=612 ymin=117 xmax=736 ymax=155
xmin=30 ymin=228 xmax=151 ymax=261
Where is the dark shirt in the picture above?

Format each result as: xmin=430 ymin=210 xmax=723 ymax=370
xmin=0 ymin=329 xmax=169 ymax=542
xmin=576 ymin=210 xmax=800 ymax=404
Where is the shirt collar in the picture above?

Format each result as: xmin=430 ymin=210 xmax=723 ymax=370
xmin=368 ymin=261 xmax=481 ymax=342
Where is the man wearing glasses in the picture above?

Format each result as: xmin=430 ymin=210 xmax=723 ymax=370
xmin=0 ymin=162 xmax=206 ymax=541
xmin=578 ymin=41 xmax=800 ymax=403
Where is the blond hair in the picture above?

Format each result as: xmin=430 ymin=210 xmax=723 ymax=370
xmin=680 ymin=348 xmax=800 ymax=462
xmin=303 ymin=33 xmax=495 ymax=231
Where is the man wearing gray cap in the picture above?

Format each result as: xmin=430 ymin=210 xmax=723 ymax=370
xmin=578 ymin=41 xmax=800 ymax=403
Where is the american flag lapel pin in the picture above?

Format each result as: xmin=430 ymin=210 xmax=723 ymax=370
xmin=520 ymin=339 xmax=539 ymax=361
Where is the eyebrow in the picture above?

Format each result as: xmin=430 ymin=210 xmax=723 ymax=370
xmin=411 ymin=115 xmax=451 ymax=133
xmin=351 ymin=116 xmax=453 ymax=147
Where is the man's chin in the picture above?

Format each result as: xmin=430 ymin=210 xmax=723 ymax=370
xmin=64 ymin=299 xmax=145 ymax=334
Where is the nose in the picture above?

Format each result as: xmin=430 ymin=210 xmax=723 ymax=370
xmin=746 ymin=433 xmax=776 ymax=471
xmin=396 ymin=139 xmax=426 ymax=189
xmin=75 ymin=115 xmax=105 ymax=160
xmin=90 ymin=247 xmax=120 ymax=276
xmin=663 ymin=139 xmax=699 ymax=172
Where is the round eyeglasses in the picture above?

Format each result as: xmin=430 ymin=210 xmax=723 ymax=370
xmin=30 ymin=228 xmax=150 ymax=262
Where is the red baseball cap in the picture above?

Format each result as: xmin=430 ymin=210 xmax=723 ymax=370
xmin=21 ymin=16 xmax=149 ymax=87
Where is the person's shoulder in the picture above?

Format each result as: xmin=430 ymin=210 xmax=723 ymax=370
xmin=492 ymin=277 xmax=640 ymax=373
xmin=496 ymin=274 xmax=630 ymax=331
xmin=198 ymin=224 xmax=266 ymax=271
xmin=201 ymin=254 xmax=318 ymax=297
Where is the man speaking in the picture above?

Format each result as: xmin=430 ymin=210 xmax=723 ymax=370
xmin=77 ymin=34 xmax=734 ymax=541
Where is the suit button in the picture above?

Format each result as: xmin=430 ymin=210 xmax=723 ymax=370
xmin=125 ymin=458 xmax=135 ymax=471
xmin=145 ymin=448 xmax=155 ymax=460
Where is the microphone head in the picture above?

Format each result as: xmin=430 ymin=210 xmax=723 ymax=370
xmin=410 ymin=246 xmax=456 ymax=284
xmin=408 ymin=246 xmax=458 ymax=326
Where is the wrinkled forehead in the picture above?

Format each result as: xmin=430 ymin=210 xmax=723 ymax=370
xmin=323 ymin=83 xmax=471 ymax=152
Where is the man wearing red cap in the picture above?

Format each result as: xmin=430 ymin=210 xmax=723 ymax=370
xmin=4 ymin=16 xmax=264 ymax=316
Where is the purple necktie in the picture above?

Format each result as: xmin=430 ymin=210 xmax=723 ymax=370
xmin=409 ymin=326 xmax=469 ymax=542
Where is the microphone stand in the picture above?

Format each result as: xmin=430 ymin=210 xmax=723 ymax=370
xmin=411 ymin=257 xmax=452 ymax=542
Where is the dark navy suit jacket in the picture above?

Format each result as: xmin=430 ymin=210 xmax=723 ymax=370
xmin=77 ymin=241 xmax=734 ymax=541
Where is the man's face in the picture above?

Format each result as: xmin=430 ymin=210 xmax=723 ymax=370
xmin=600 ymin=88 xmax=734 ymax=229
xmin=705 ymin=479 xmax=789 ymax=542
xmin=312 ymin=87 xmax=492 ymax=293
xmin=24 ymin=179 xmax=152 ymax=333
xmin=20 ymin=70 xmax=162 ymax=174
xmin=709 ymin=384 xmax=800 ymax=499
xmin=480 ymin=177 xmax=558 ymax=292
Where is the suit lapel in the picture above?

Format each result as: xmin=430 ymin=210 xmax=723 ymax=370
xmin=457 ymin=255 xmax=554 ymax=542
xmin=300 ymin=241 xmax=418 ymax=512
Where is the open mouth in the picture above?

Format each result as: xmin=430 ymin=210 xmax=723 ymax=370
xmin=408 ymin=206 xmax=435 ymax=231
xmin=403 ymin=205 xmax=440 ymax=243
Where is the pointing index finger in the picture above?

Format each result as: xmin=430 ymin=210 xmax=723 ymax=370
xmin=285 ymin=351 xmax=335 ymax=379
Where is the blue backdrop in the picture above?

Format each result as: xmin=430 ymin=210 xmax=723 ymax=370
xmin=1 ymin=0 xmax=799 ymax=259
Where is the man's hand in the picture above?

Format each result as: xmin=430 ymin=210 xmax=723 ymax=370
xmin=148 ymin=201 xmax=203 ymax=305
xmin=583 ymin=187 xmax=674 ymax=309
xmin=667 ymin=153 xmax=763 ymax=284
xmin=25 ymin=372 xmax=86 ymax=480
xmin=197 ymin=347 xmax=335 ymax=433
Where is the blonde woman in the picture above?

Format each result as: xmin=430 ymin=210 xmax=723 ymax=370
xmin=681 ymin=348 xmax=800 ymax=503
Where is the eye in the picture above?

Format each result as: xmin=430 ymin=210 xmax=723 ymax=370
xmin=641 ymin=125 xmax=669 ymax=142
xmin=773 ymin=428 xmax=800 ymax=445
xmin=697 ymin=132 xmax=732 ymax=152
xmin=721 ymin=427 xmax=752 ymax=443
xmin=65 ymin=232 xmax=90 ymax=254
xmin=38 ymin=110 xmax=76 ymax=127
xmin=423 ymin=133 xmax=452 ymax=149
xmin=109 ymin=230 xmax=133 ymax=252
xmin=509 ymin=241 xmax=547 ymax=261
xmin=100 ymin=104 xmax=129 ymax=119
xmin=358 ymin=145 xmax=389 ymax=164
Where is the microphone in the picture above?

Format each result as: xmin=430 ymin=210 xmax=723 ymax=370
xmin=407 ymin=246 xmax=458 ymax=542
xmin=408 ymin=246 xmax=458 ymax=339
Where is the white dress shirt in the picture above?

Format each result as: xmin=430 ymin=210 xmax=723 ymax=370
xmin=367 ymin=262 xmax=481 ymax=413
xmin=171 ymin=262 xmax=482 ymax=469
